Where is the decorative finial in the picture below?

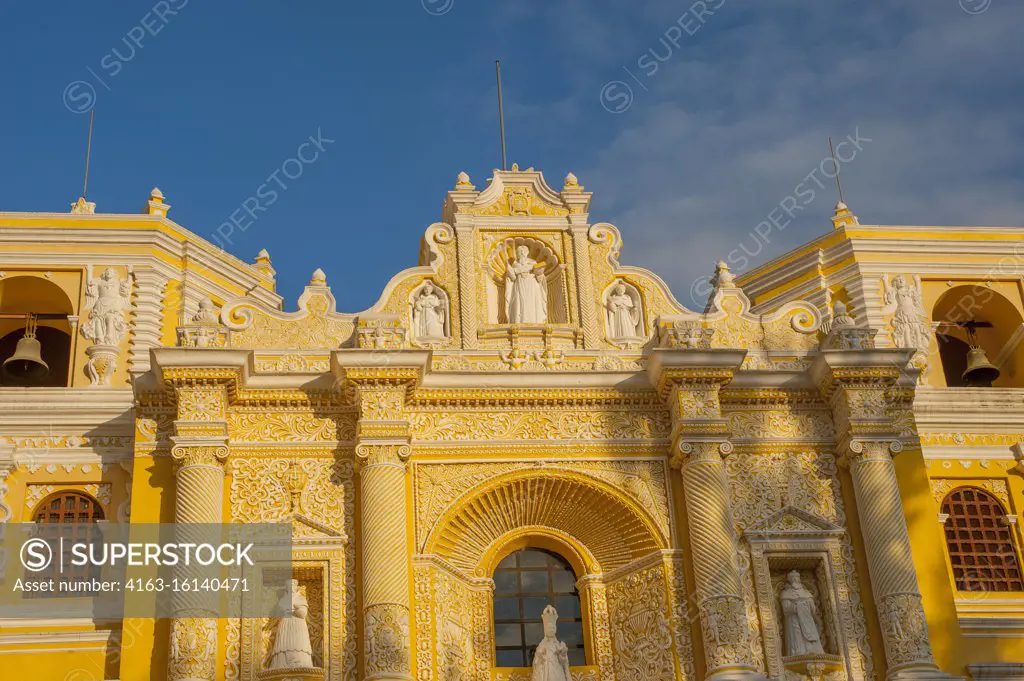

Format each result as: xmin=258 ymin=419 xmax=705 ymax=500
xmin=70 ymin=197 xmax=96 ymax=214
xmin=510 ymin=162 xmax=519 ymax=172
xmin=831 ymin=300 xmax=855 ymax=329
xmin=713 ymin=260 xmax=735 ymax=288
xmin=455 ymin=171 xmax=475 ymax=190
xmin=310 ymin=268 xmax=327 ymax=286
xmin=256 ymin=248 xmax=272 ymax=264
xmin=145 ymin=187 xmax=170 ymax=217
xmin=192 ymin=297 xmax=220 ymax=324
xmin=563 ymin=172 xmax=582 ymax=192
xmin=831 ymin=200 xmax=859 ymax=229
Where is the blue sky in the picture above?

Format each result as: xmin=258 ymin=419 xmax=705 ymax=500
xmin=2 ymin=1 xmax=1021 ymax=309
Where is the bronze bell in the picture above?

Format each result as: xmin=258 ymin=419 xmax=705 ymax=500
xmin=2 ymin=316 xmax=49 ymax=385
xmin=962 ymin=346 xmax=1000 ymax=387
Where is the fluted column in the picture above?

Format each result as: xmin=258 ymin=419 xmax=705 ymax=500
xmin=167 ymin=383 xmax=230 ymax=681
xmin=338 ymin=359 xmax=426 ymax=681
xmin=649 ymin=349 xmax=764 ymax=681
xmin=812 ymin=350 xmax=954 ymax=681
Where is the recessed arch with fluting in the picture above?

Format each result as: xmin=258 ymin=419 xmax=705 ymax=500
xmin=423 ymin=468 xmax=667 ymax=577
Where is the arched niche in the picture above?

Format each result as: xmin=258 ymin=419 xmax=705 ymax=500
xmin=484 ymin=237 xmax=567 ymax=325
xmin=408 ymin=279 xmax=450 ymax=345
xmin=0 ymin=275 xmax=74 ymax=386
xmin=603 ymin=278 xmax=645 ymax=344
xmin=932 ymin=285 xmax=1024 ymax=387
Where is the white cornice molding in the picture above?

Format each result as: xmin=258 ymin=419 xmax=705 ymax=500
xmin=0 ymin=219 xmax=281 ymax=309
xmin=914 ymin=387 xmax=1024 ymax=432
xmin=0 ymin=388 xmax=134 ymax=433
xmin=921 ymin=446 xmax=1019 ymax=461
xmin=967 ymin=663 xmax=1024 ymax=679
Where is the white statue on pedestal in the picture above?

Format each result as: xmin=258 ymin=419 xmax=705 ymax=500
xmin=81 ymin=266 xmax=133 ymax=346
xmin=412 ymin=282 xmax=446 ymax=340
xmin=531 ymin=605 xmax=571 ymax=681
xmin=780 ymin=571 xmax=825 ymax=656
xmin=267 ymin=580 xmax=315 ymax=670
xmin=506 ymin=245 xmax=548 ymax=324
xmin=606 ymin=281 xmax=641 ymax=339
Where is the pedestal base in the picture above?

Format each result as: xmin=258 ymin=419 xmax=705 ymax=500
xmin=707 ymin=669 xmax=769 ymax=681
xmin=886 ymin=667 xmax=965 ymax=681
xmin=257 ymin=668 xmax=325 ymax=681
xmin=784 ymin=654 xmax=844 ymax=681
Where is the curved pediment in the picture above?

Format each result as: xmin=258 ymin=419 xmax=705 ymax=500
xmin=196 ymin=167 xmax=824 ymax=364
xmin=443 ymin=165 xmax=581 ymax=220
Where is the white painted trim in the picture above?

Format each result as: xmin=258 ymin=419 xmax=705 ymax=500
xmin=0 ymin=629 xmax=114 ymax=647
xmin=921 ymin=447 xmax=1019 ymax=461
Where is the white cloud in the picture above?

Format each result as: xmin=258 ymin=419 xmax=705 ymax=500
xmin=539 ymin=1 xmax=1024 ymax=307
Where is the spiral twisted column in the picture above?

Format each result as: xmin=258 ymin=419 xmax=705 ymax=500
xmin=167 ymin=383 xmax=231 ymax=681
xmin=357 ymin=441 xmax=412 ymax=681
xmin=675 ymin=438 xmax=759 ymax=680
xmin=338 ymin=360 xmax=425 ymax=681
xmin=812 ymin=350 xmax=954 ymax=681
xmin=844 ymin=439 xmax=939 ymax=678
xmin=649 ymin=349 xmax=764 ymax=681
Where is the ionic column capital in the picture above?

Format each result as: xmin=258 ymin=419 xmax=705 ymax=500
xmin=671 ymin=438 xmax=734 ymax=469
xmin=355 ymin=442 xmax=412 ymax=471
xmin=838 ymin=437 xmax=903 ymax=467
xmin=170 ymin=441 xmax=229 ymax=469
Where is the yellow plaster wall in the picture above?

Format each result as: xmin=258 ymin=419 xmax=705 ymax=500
xmin=897 ymin=450 xmax=1024 ymax=673
xmin=0 ymin=642 xmax=119 ymax=680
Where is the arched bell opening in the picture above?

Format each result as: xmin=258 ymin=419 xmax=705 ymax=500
xmin=932 ymin=285 xmax=1024 ymax=387
xmin=0 ymin=275 xmax=75 ymax=387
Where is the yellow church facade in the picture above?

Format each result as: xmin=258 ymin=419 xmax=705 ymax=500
xmin=0 ymin=168 xmax=1021 ymax=681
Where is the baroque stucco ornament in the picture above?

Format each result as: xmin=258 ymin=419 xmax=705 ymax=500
xmin=881 ymin=273 xmax=930 ymax=353
xmin=109 ymin=166 xmax=976 ymax=681
xmin=80 ymin=265 xmax=134 ymax=385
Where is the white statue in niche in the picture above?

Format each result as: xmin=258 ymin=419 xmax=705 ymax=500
xmin=81 ymin=265 xmax=134 ymax=346
xmin=606 ymin=280 xmax=642 ymax=339
xmin=267 ymin=579 xmax=315 ymax=670
xmin=411 ymin=282 xmax=447 ymax=340
xmin=506 ymin=244 xmax=548 ymax=324
xmin=531 ymin=605 xmax=571 ymax=681
xmin=881 ymin=273 xmax=930 ymax=352
xmin=780 ymin=570 xmax=825 ymax=657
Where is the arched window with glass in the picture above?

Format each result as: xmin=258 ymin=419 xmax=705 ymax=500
xmin=492 ymin=548 xmax=586 ymax=668
xmin=941 ymin=487 xmax=1023 ymax=592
